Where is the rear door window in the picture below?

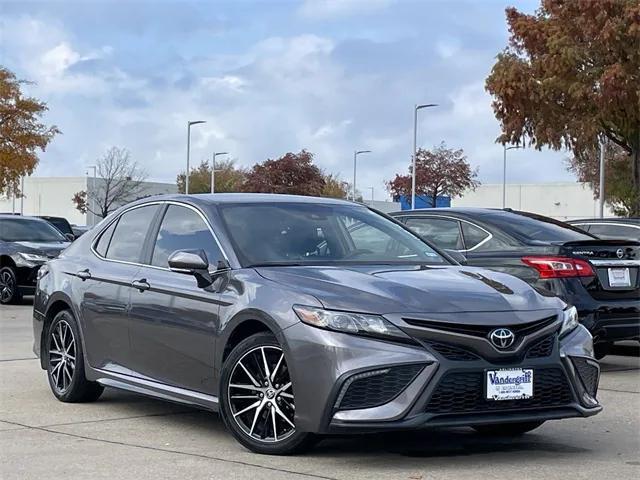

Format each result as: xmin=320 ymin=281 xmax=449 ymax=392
xmin=404 ymin=217 xmax=463 ymax=250
xmin=460 ymin=222 xmax=490 ymax=250
xmin=105 ymin=205 xmax=160 ymax=263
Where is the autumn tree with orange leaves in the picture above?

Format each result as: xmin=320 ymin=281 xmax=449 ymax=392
xmin=486 ymin=0 xmax=640 ymax=215
xmin=0 ymin=67 xmax=59 ymax=196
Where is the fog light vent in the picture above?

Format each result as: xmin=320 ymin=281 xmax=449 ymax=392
xmin=571 ymin=357 xmax=599 ymax=398
xmin=335 ymin=364 xmax=424 ymax=411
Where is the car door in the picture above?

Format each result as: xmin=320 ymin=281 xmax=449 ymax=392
xmin=128 ymin=203 xmax=226 ymax=394
xmin=80 ymin=204 xmax=161 ymax=373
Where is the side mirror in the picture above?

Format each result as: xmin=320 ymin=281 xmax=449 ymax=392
xmin=65 ymin=233 xmax=75 ymax=242
xmin=444 ymin=249 xmax=467 ymax=265
xmin=168 ymin=249 xmax=213 ymax=288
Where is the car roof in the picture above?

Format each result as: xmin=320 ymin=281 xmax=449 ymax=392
xmin=0 ymin=214 xmax=49 ymax=222
xmin=568 ymin=218 xmax=640 ymax=225
xmin=389 ymin=207 xmax=507 ymax=217
xmin=130 ymin=193 xmax=357 ymax=208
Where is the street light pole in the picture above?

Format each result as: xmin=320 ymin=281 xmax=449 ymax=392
xmin=186 ymin=120 xmax=206 ymax=194
xmin=369 ymin=186 xmax=374 ymax=204
xmin=211 ymin=152 xmax=229 ymax=194
xmin=412 ymin=103 xmax=438 ymax=210
xmin=353 ymin=150 xmax=371 ymax=201
xmin=502 ymin=144 xmax=523 ymax=209
xmin=599 ymin=137 xmax=606 ymax=218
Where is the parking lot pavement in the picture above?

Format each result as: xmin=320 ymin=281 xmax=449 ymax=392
xmin=1 ymin=303 xmax=639 ymax=480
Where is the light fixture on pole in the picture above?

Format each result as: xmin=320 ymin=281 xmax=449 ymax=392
xmin=353 ymin=150 xmax=371 ymax=201
xmin=211 ymin=152 xmax=229 ymax=194
xmin=186 ymin=120 xmax=206 ymax=194
xmin=412 ymin=103 xmax=438 ymax=210
xmin=86 ymin=165 xmax=97 ymax=225
xmin=502 ymin=144 xmax=523 ymax=209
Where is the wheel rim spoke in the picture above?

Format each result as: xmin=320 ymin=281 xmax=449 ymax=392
xmin=48 ymin=319 xmax=76 ymax=394
xmin=228 ymin=345 xmax=295 ymax=443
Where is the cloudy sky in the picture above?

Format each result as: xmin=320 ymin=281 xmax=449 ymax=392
xmin=1 ymin=0 xmax=574 ymax=200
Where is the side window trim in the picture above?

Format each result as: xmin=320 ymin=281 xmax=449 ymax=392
xmin=142 ymin=204 xmax=169 ymax=266
xmin=91 ymin=200 xmax=232 ymax=270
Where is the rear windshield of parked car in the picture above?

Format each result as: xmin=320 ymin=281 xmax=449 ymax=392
xmin=483 ymin=211 xmax=595 ymax=243
xmin=218 ymin=202 xmax=448 ymax=267
xmin=0 ymin=217 xmax=67 ymax=242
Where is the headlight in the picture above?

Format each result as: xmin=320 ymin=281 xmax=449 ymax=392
xmin=293 ymin=305 xmax=412 ymax=342
xmin=560 ymin=306 xmax=579 ymax=337
xmin=18 ymin=252 xmax=49 ymax=263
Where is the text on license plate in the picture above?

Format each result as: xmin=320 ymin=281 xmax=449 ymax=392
xmin=608 ymin=268 xmax=631 ymax=288
xmin=486 ymin=368 xmax=533 ymax=401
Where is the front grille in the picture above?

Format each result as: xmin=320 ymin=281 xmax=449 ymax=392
xmin=423 ymin=340 xmax=480 ymax=361
xmin=526 ymin=335 xmax=556 ymax=358
xmin=403 ymin=315 xmax=558 ymax=338
xmin=425 ymin=367 xmax=573 ymax=414
xmin=571 ymin=357 xmax=599 ymax=397
xmin=337 ymin=364 xmax=424 ymax=410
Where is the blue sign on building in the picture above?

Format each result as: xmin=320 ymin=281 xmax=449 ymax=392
xmin=398 ymin=195 xmax=450 ymax=210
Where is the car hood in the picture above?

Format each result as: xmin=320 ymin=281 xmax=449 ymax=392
xmin=13 ymin=241 xmax=69 ymax=258
xmin=256 ymin=264 xmax=565 ymax=314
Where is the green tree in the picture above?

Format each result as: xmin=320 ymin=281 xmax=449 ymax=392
xmin=486 ymin=0 xmax=640 ymax=215
xmin=177 ymin=159 xmax=246 ymax=194
xmin=0 ymin=67 xmax=60 ymax=196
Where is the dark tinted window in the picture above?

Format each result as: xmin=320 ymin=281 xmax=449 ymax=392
xmin=151 ymin=205 xmax=222 ymax=267
xmin=0 ymin=217 xmax=67 ymax=242
xmin=484 ymin=212 xmax=594 ymax=242
xmin=404 ymin=217 xmax=463 ymax=250
xmin=219 ymin=203 xmax=446 ymax=266
xmin=106 ymin=205 xmax=159 ymax=262
xmin=94 ymin=220 xmax=117 ymax=257
xmin=461 ymin=222 xmax=490 ymax=249
xmin=586 ymin=224 xmax=640 ymax=241
xmin=42 ymin=217 xmax=73 ymax=235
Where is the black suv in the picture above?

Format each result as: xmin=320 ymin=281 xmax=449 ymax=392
xmin=391 ymin=208 xmax=640 ymax=358
xmin=0 ymin=215 xmax=70 ymax=303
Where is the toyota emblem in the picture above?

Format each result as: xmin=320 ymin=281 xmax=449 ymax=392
xmin=616 ymin=248 xmax=624 ymax=259
xmin=489 ymin=328 xmax=515 ymax=349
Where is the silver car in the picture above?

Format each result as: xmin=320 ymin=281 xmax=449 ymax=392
xmin=33 ymin=194 xmax=601 ymax=454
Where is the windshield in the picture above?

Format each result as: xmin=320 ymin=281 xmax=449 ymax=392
xmin=218 ymin=203 xmax=448 ymax=267
xmin=486 ymin=211 xmax=595 ymax=243
xmin=0 ymin=217 xmax=68 ymax=242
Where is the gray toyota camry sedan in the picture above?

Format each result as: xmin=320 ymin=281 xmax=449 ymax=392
xmin=33 ymin=194 xmax=601 ymax=454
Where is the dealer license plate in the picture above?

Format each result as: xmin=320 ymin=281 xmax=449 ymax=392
xmin=486 ymin=368 xmax=533 ymax=401
xmin=608 ymin=268 xmax=631 ymax=288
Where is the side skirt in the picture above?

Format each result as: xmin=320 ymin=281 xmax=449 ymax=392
xmin=91 ymin=368 xmax=219 ymax=412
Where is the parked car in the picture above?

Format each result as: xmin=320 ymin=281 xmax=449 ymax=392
xmin=36 ymin=216 xmax=76 ymax=240
xmin=71 ymin=224 xmax=90 ymax=238
xmin=391 ymin=208 xmax=640 ymax=358
xmin=34 ymin=194 xmax=601 ymax=454
xmin=568 ymin=218 xmax=640 ymax=242
xmin=0 ymin=215 xmax=71 ymax=304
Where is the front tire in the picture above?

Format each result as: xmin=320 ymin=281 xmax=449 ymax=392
xmin=46 ymin=310 xmax=104 ymax=403
xmin=220 ymin=332 xmax=316 ymax=455
xmin=0 ymin=266 xmax=21 ymax=304
xmin=472 ymin=421 xmax=544 ymax=436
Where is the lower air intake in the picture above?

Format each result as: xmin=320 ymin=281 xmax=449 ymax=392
xmin=425 ymin=367 xmax=573 ymax=414
xmin=571 ymin=357 xmax=599 ymax=397
xmin=336 ymin=364 xmax=424 ymax=410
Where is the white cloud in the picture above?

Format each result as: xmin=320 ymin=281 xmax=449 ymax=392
xmin=298 ymin=0 xmax=393 ymax=19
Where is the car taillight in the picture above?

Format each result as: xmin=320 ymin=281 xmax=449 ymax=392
xmin=521 ymin=256 xmax=595 ymax=279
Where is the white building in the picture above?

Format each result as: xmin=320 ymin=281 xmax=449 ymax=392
xmin=452 ymin=182 xmax=615 ymax=220
xmin=0 ymin=176 xmax=178 ymax=226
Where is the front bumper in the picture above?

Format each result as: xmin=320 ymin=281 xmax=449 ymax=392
xmin=282 ymin=321 xmax=601 ymax=434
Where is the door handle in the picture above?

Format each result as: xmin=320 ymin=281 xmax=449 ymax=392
xmin=77 ymin=269 xmax=91 ymax=281
xmin=131 ymin=279 xmax=150 ymax=292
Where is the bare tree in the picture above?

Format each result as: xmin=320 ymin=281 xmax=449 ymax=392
xmin=72 ymin=147 xmax=147 ymax=219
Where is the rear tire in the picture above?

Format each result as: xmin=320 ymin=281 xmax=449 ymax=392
xmin=0 ymin=266 xmax=21 ymax=305
xmin=472 ymin=421 xmax=544 ymax=436
xmin=46 ymin=310 xmax=104 ymax=403
xmin=220 ymin=332 xmax=316 ymax=455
